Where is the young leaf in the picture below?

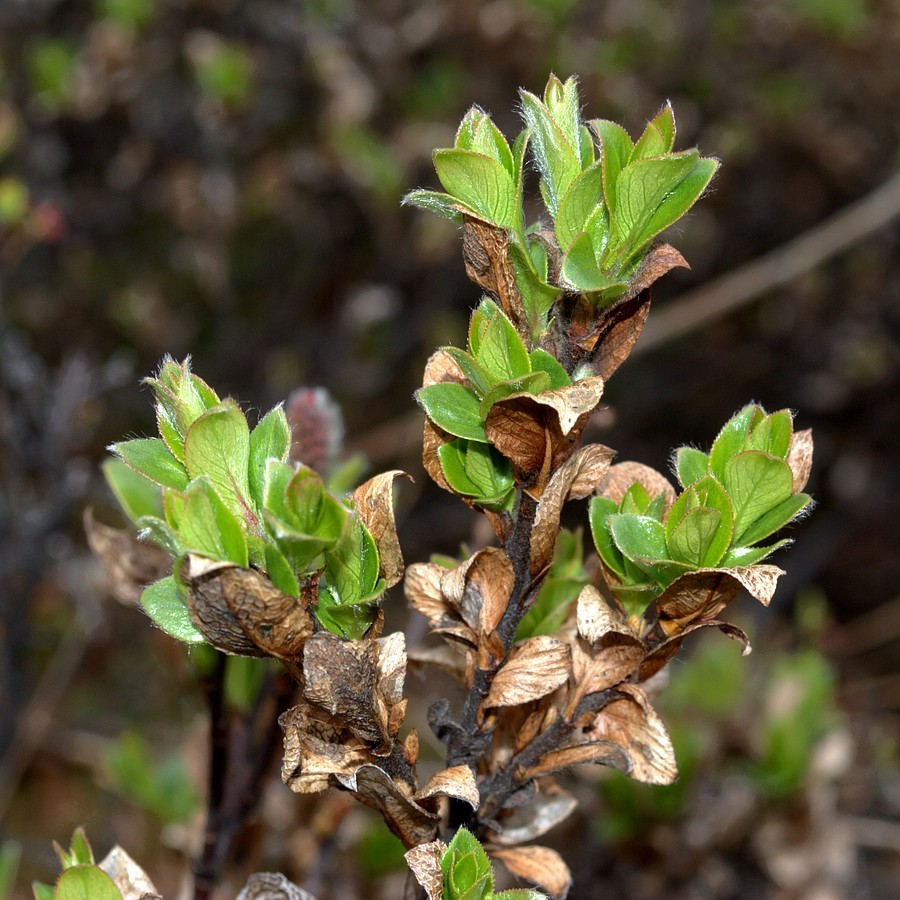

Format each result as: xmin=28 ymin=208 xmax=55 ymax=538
xmin=749 ymin=409 xmax=793 ymax=458
xmin=666 ymin=506 xmax=726 ymax=567
xmin=555 ymin=161 xmax=604 ymax=252
xmin=417 ymin=383 xmax=488 ymax=442
xmin=475 ymin=304 xmax=531 ymax=381
xmin=589 ymin=119 xmax=633 ymax=213
xmin=479 ymin=372 xmax=551 ymax=419
xmin=608 ymin=514 xmax=669 ymax=563
xmin=560 ymin=231 xmax=627 ymax=293
xmin=733 ymin=492 xmax=811 ymax=547
xmin=589 ymin=496 xmax=627 ymax=580
xmin=248 ymin=406 xmax=290 ymax=510
xmin=183 ymin=399 xmax=251 ymax=517
xmin=720 ymin=539 xmax=790 ymax=568
xmin=438 ymin=439 xmax=483 ymax=497
xmin=53 ymin=865 xmax=122 ymax=900
xmin=433 ymin=149 xmax=517 ymax=230
xmin=102 ymin=458 xmax=164 ymax=523
xmin=529 ymin=348 xmax=571 ymax=389
xmin=264 ymin=542 xmax=301 ymax=596
xmin=456 ymin=106 xmax=515 ymax=178
xmin=402 ymin=189 xmax=466 ymax=224
xmin=709 ymin=404 xmax=761 ymax=478
xmin=464 ymin=440 xmax=515 ymax=502
xmin=444 ymin=347 xmax=496 ymax=396
xmin=113 ymin=438 xmax=189 ymax=491
xmin=179 ymin=478 xmax=248 ymax=565
xmin=140 ymin=576 xmax=205 ymax=643
xmin=508 ymin=241 xmax=559 ymax=336
xmin=631 ymin=120 xmax=667 ymax=161
xmin=723 ymin=451 xmax=795 ymax=541
xmin=674 ymin=446 xmax=710 ymax=488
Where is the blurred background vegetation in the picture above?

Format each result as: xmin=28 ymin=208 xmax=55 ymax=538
xmin=1 ymin=0 xmax=899 ymax=897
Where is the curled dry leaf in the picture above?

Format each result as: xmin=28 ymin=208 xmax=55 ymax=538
xmin=585 ymin=684 xmax=677 ymax=785
xmin=462 ymin=216 xmax=528 ymax=334
xmin=531 ymin=444 xmax=616 ymax=575
xmin=465 ymin=547 xmax=515 ymax=636
xmin=787 ymin=427 xmax=814 ymax=492
xmin=570 ymin=636 xmax=644 ymax=702
xmin=628 ymin=243 xmax=690 ymax=298
xmin=236 ymin=872 xmax=318 ymax=900
xmin=655 ymin=565 xmax=784 ymax=636
xmin=84 ymin=510 xmax=170 ymax=606
xmin=523 ymin=740 xmax=631 ymax=780
xmin=182 ymin=556 xmax=314 ymax=658
xmin=405 ymin=563 xmax=454 ymax=627
xmin=415 ymin=764 xmax=480 ymax=811
xmin=641 ymin=618 xmax=753 ymax=682
xmin=489 ymin=781 xmax=578 ymax=845
xmin=422 ymin=348 xmax=468 ymax=388
xmin=576 ymin=584 xmax=635 ymax=645
xmin=354 ymin=470 xmax=411 ymax=588
xmin=491 ymin=845 xmax=572 ymax=900
xmin=404 ymin=839 xmax=447 ymax=900
xmin=595 ymin=461 xmax=677 ymax=511
xmin=335 ymin=764 xmax=438 ymax=848
xmin=99 ymin=846 xmax=161 ymax=900
xmin=486 ymin=636 xmax=571 ymax=707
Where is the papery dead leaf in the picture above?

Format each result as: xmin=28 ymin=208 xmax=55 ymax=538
xmin=377 ymin=631 xmax=408 ymax=708
xmin=237 ymin=872 xmax=318 ymax=900
xmin=422 ymin=418 xmax=453 ymax=493
xmin=596 ymin=461 xmax=677 ymax=511
xmin=485 ymin=636 xmax=571 ymax=707
xmin=641 ymin=619 xmax=752 ymax=682
xmin=422 ymin=348 xmax=468 ymax=387
xmin=576 ymin=584 xmax=635 ymax=644
xmin=354 ymin=470 xmax=411 ymax=588
xmin=491 ymin=845 xmax=572 ymax=899
xmin=462 ymin=216 xmax=528 ymax=334
xmin=629 ymin=243 xmax=689 ymax=296
xmin=531 ymin=444 xmax=616 ymax=575
xmin=404 ymin=840 xmax=447 ymax=900
xmin=586 ymin=684 xmax=677 ymax=785
xmin=787 ymin=428 xmax=814 ymax=492
xmin=182 ymin=556 xmax=313 ymax=658
xmin=403 ymin=728 xmax=420 ymax=766
xmin=656 ymin=565 xmax=784 ymax=636
xmin=99 ymin=846 xmax=161 ymax=900
xmin=84 ymin=510 xmax=170 ymax=606
xmin=415 ymin=764 xmax=480 ymax=810
xmin=407 ymin=642 xmax=469 ymax=682
xmin=570 ymin=636 xmax=644 ymax=701
xmin=466 ymin=547 xmax=515 ymax=635
xmin=336 ymin=764 xmax=438 ymax=848
xmin=405 ymin=563 xmax=454 ymax=626
xmin=523 ymin=740 xmax=631 ymax=779
xmin=489 ymin=782 xmax=578 ymax=845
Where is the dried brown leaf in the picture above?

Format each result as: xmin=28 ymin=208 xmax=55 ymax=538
xmin=491 ymin=845 xmax=572 ymax=900
xmin=404 ymin=563 xmax=453 ymax=626
xmin=404 ymin=840 xmax=447 ymax=900
xmin=354 ymin=470 xmax=411 ymax=588
xmin=629 ymin=243 xmax=689 ymax=296
xmin=642 ymin=619 xmax=752 ymax=683
xmin=377 ymin=631 xmax=407 ymax=708
xmin=462 ymin=216 xmax=528 ymax=333
xmin=570 ymin=636 xmax=644 ymax=700
xmin=490 ymin=782 xmax=578 ymax=845
xmin=530 ymin=444 xmax=616 ymax=575
xmin=237 ymin=872 xmax=318 ymax=900
xmin=523 ymin=740 xmax=631 ymax=779
xmin=84 ymin=510 xmax=171 ymax=606
xmin=415 ymin=764 xmax=480 ymax=810
xmin=787 ymin=428 xmax=814 ymax=492
xmin=336 ymin=764 xmax=438 ymax=847
xmin=596 ymin=461 xmax=677 ymax=511
xmin=422 ymin=418 xmax=453 ymax=493
xmin=575 ymin=585 xmax=635 ymax=645
xmin=485 ymin=636 xmax=571 ymax=707
xmin=182 ymin=556 xmax=313 ymax=658
xmin=422 ymin=348 xmax=467 ymax=387
xmin=467 ymin=547 xmax=515 ymax=635
xmin=586 ymin=684 xmax=677 ymax=785
xmin=99 ymin=846 xmax=161 ymax=900
xmin=403 ymin=728 xmax=420 ymax=766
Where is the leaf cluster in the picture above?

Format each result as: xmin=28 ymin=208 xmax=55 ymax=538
xmin=590 ymin=405 xmax=813 ymax=616
xmin=106 ymin=357 xmax=386 ymax=641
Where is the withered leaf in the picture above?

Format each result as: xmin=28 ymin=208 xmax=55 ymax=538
xmin=570 ymin=636 xmax=644 ymax=701
xmin=404 ymin=840 xmax=447 ymax=900
xmin=641 ymin=619 xmax=752 ymax=682
xmin=523 ymin=740 xmax=631 ymax=779
xmin=84 ymin=510 xmax=170 ymax=606
xmin=787 ymin=427 xmax=814 ymax=492
xmin=490 ymin=782 xmax=577 ymax=845
xmin=629 ymin=243 xmax=689 ymax=297
xmin=404 ymin=563 xmax=453 ymax=626
xmin=491 ymin=845 xmax=572 ymax=900
xmin=415 ymin=764 xmax=480 ymax=810
xmin=403 ymin=728 xmax=420 ymax=766
xmin=466 ymin=547 xmax=515 ymax=636
xmin=462 ymin=216 xmax=527 ymax=334
xmin=237 ymin=872 xmax=318 ymax=900
xmin=422 ymin=348 xmax=468 ymax=388
xmin=485 ymin=636 xmax=571 ymax=707
xmin=377 ymin=631 xmax=408 ymax=708
xmin=531 ymin=444 xmax=616 ymax=575
xmin=422 ymin=418 xmax=453 ymax=493
xmin=354 ymin=470 xmax=411 ymax=588
xmin=586 ymin=684 xmax=677 ymax=785
xmin=99 ymin=846 xmax=161 ymax=900
xmin=596 ymin=461 xmax=677 ymax=512
xmin=575 ymin=585 xmax=635 ymax=645
xmin=336 ymin=764 xmax=438 ymax=848
xmin=656 ymin=565 xmax=784 ymax=636
xmin=182 ymin=556 xmax=313 ymax=658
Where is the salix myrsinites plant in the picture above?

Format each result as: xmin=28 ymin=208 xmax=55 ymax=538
xmin=84 ymin=75 xmax=813 ymax=900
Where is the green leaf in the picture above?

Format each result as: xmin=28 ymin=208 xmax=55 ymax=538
xmin=248 ymin=406 xmax=291 ymax=510
xmin=474 ymin=304 xmax=531 ymax=380
xmin=441 ymin=828 xmax=493 ymax=900
xmin=456 ymin=106 xmax=515 ymax=178
xmin=140 ymin=577 xmax=205 ymax=644
xmin=650 ymin=102 xmax=676 ymax=152
xmin=102 ymin=458 xmax=163 ymax=523
xmin=543 ymin=74 xmax=583 ymax=159
xmin=631 ymin=121 xmax=667 ymax=162
xmin=113 ymin=438 xmax=189 ymax=491
xmin=508 ymin=242 xmax=559 ymax=337
xmin=749 ymin=409 xmax=793 ymax=458
xmin=33 ymin=881 xmax=55 ymax=900
xmin=444 ymin=347 xmax=496 ymax=397
xmin=314 ymin=599 xmax=378 ymax=641
xmin=183 ymin=399 xmax=251 ymax=517
xmin=733 ymin=492 xmax=811 ymax=546
xmin=612 ymin=582 xmax=660 ymax=618
xmin=401 ymin=189 xmax=466 ymax=224
xmin=560 ymin=231 xmax=627 ymax=293
xmin=590 ymin=119 xmax=633 ymax=213
xmin=53 ymin=866 xmax=122 ymax=900
xmin=620 ymin=481 xmax=652 ymax=515
xmin=417 ymin=383 xmax=488 ymax=442
xmin=439 ymin=440 xmax=483 ymax=497
xmin=324 ymin=515 xmax=382 ymax=604
xmin=723 ymin=451 xmax=795 ymax=541
xmin=54 ymin=829 xmax=93 ymax=868
xmin=494 ymin=891 xmax=548 ymax=899
xmin=516 ymin=577 xmax=581 ymax=639
xmin=665 ymin=474 xmax=733 ymax=540
xmin=709 ymin=405 xmax=761 ymax=478
xmin=264 ymin=542 xmax=301 ymax=596
xmin=609 ymin=514 xmax=669 ymax=563
xmin=433 ymin=149 xmax=517 ymax=229
xmin=529 ymin=348 xmax=571 ymax=389
xmin=590 ymin=496 xmax=627 ymax=580
xmin=479 ymin=371 xmax=550 ymax=419
xmin=463 ymin=440 xmax=515 ymax=502
xmin=667 ymin=506 xmax=726 ymax=567
xmin=674 ymin=446 xmax=710 ymax=488
xmin=179 ymin=478 xmax=248 ymax=565
xmin=720 ymin=539 xmax=789 ymax=568
xmin=555 ymin=161 xmax=604 ymax=251
xmin=136 ymin=515 xmax=184 ymax=557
